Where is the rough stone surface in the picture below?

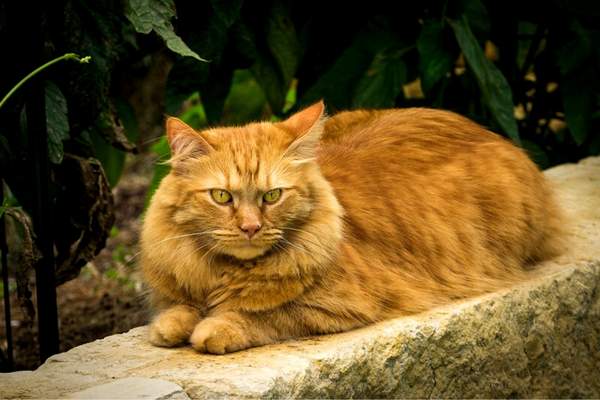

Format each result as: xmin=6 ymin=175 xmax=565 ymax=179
xmin=1 ymin=156 xmax=599 ymax=399
xmin=67 ymin=377 xmax=190 ymax=399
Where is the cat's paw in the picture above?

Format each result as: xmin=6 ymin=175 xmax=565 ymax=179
xmin=148 ymin=305 xmax=200 ymax=347
xmin=190 ymin=316 xmax=250 ymax=354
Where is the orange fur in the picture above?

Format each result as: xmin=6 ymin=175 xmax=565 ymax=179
xmin=140 ymin=102 xmax=563 ymax=354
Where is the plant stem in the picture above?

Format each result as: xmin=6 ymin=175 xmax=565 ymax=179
xmin=0 ymin=53 xmax=91 ymax=111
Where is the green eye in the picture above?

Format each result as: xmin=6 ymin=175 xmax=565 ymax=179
xmin=210 ymin=189 xmax=232 ymax=204
xmin=263 ymin=188 xmax=282 ymax=204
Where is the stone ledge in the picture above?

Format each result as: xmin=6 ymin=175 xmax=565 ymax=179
xmin=1 ymin=156 xmax=599 ymax=399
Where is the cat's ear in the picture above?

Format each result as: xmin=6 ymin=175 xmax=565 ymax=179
xmin=165 ymin=117 xmax=213 ymax=160
xmin=281 ymin=100 xmax=326 ymax=162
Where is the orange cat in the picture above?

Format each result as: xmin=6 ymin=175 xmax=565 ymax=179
xmin=140 ymin=101 xmax=563 ymax=354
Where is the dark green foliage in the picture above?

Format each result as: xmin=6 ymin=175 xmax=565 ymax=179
xmin=153 ymin=0 xmax=600 ymax=169
xmin=449 ymin=17 xmax=520 ymax=143
xmin=418 ymin=20 xmax=455 ymax=94
xmin=0 ymin=0 xmax=599 ymax=289
xmin=44 ymin=82 xmax=70 ymax=164
xmin=125 ymin=0 xmax=205 ymax=61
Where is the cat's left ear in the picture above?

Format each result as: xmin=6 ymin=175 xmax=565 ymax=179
xmin=280 ymin=100 xmax=326 ymax=162
xmin=165 ymin=117 xmax=214 ymax=160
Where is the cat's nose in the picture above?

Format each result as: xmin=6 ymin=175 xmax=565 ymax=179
xmin=239 ymin=222 xmax=262 ymax=239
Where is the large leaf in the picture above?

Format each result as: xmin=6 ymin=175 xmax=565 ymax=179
xmin=521 ymin=139 xmax=550 ymax=169
xmin=449 ymin=17 xmax=520 ymax=144
xmin=163 ymin=1 xmax=241 ymax=120
xmin=146 ymin=136 xmax=170 ymax=208
xmin=352 ymin=48 xmax=409 ymax=108
xmin=165 ymin=58 xmax=209 ymax=115
xmin=89 ymin=130 xmax=125 ymax=187
xmin=45 ymin=81 xmax=70 ymax=164
xmin=53 ymin=155 xmax=114 ymax=284
xmin=266 ymin=3 xmax=301 ymax=88
xmin=459 ymin=0 xmax=490 ymax=37
xmin=222 ymin=69 xmax=268 ymax=124
xmin=125 ymin=0 xmax=206 ymax=62
xmin=210 ymin=0 xmax=243 ymax=27
xmin=556 ymin=20 xmax=595 ymax=145
xmin=251 ymin=57 xmax=286 ymax=114
xmin=561 ymin=67 xmax=594 ymax=145
xmin=300 ymin=31 xmax=400 ymax=110
xmin=417 ymin=20 xmax=455 ymax=93
xmin=88 ymin=98 xmax=139 ymax=187
xmin=556 ymin=20 xmax=592 ymax=76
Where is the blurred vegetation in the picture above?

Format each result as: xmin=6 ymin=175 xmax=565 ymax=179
xmin=0 ymin=0 xmax=599 ymax=291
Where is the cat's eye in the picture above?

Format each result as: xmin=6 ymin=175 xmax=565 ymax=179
xmin=210 ymin=189 xmax=232 ymax=204
xmin=263 ymin=188 xmax=282 ymax=204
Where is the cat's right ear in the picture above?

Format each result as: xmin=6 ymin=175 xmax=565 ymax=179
xmin=280 ymin=100 xmax=326 ymax=162
xmin=165 ymin=117 xmax=214 ymax=160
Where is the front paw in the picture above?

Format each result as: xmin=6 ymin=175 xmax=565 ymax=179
xmin=190 ymin=316 xmax=250 ymax=354
xmin=149 ymin=305 xmax=200 ymax=347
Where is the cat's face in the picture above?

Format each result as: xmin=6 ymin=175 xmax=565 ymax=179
xmin=162 ymin=102 xmax=325 ymax=260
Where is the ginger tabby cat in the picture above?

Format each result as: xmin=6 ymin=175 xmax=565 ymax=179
xmin=140 ymin=101 xmax=563 ymax=354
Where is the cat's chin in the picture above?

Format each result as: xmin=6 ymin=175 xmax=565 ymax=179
xmin=221 ymin=244 xmax=269 ymax=260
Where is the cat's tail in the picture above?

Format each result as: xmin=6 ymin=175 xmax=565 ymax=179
xmin=527 ymin=181 xmax=568 ymax=264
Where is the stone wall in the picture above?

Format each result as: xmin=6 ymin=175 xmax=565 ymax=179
xmin=1 ymin=156 xmax=599 ymax=399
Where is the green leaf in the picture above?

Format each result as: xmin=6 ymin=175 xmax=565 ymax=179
xmin=45 ymin=81 xmax=70 ymax=164
xmin=89 ymin=129 xmax=125 ymax=187
xmin=352 ymin=48 xmax=408 ymax=108
xmin=114 ymin=98 xmax=140 ymax=143
xmin=251 ymin=58 xmax=286 ymax=114
xmin=561 ymin=67 xmax=594 ymax=145
xmin=145 ymin=136 xmax=171 ymax=208
xmin=266 ymin=3 xmax=301 ymax=87
xmin=165 ymin=58 xmax=208 ymax=115
xmin=449 ymin=17 xmax=520 ymax=144
xmin=87 ymin=98 xmax=139 ymax=187
xmin=556 ymin=20 xmax=591 ymax=76
xmin=222 ymin=69 xmax=268 ymax=124
xmin=301 ymin=31 xmax=399 ymax=110
xmin=417 ymin=20 xmax=455 ymax=93
xmin=521 ymin=139 xmax=550 ymax=169
xmin=210 ymin=0 xmax=243 ymax=28
xmin=556 ymin=21 xmax=595 ymax=145
xmin=179 ymin=93 xmax=208 ymax=129
xmin=125 ymin=0 xmax=206 ymax=62
xmin=459 ymin=0 xmax=490 ymax=37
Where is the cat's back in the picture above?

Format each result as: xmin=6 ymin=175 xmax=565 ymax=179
xmin=321 ymin=108 xmax=506 ymax=160
xmin=317 ymin=107 xmax=563 ymax=280
xmin=318 ymin=108 xmax=529 ymax=199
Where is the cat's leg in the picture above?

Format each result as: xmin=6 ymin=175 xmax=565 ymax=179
xmin=189 ymin=311 xmax=268 ymax=354
xmin=189 ymin=305 xmax=363 ymax=354
xmin=148 ymin=304 xmax=201 ymax=347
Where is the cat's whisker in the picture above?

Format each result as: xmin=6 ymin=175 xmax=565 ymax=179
xmin=282 ymin=226 xmax=324 ymax=243
xmin=170 ymin=240 xmax=211 ymax=263
xmin=280 ymin=227 xmax=329 ymax=251
xmin=198 ymin=243 xmax=221 ymax=266
xmin=123 ymin=230 xmax=217 ymax=266
xmin=278 ymin=237 xmax=333 ymax=262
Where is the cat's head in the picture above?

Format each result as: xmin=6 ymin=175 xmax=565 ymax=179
xmin=155 ymin=101 xmax=339 ymax=262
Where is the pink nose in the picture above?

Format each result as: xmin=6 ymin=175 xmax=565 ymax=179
xmin=240 ymin=222 xmax=261 ymax=238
